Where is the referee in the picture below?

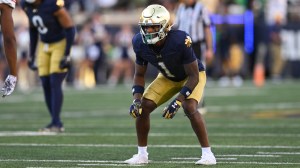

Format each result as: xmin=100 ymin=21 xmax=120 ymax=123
xmin=174 ymin=0 xmax=213 ymax=114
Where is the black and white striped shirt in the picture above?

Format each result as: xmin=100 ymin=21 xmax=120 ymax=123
xmin=174 ymin=2 xmax=211 ymax=42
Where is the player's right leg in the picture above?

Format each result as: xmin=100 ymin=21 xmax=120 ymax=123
xmin=125 ymin=73 xmax=177 ymax=165
xmin=124 ymin=98 xmax=156 ymax=165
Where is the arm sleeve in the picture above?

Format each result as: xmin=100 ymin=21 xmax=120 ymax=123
xmin=132 ymin=34 xmax=148 ymax=66
xmin=64 ymin=26 xmax=76 ymax=56
xmin=182 ymin=34 xmax=197 ymax=64
xmin=29 ymin=27 xmax=39 ymax=59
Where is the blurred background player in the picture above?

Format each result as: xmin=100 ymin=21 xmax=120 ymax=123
xmin=174 ymin=0 xmax=213 ymax=114
xmin=107 ymin=24 xmax=134 ymax=87
xmin=0 ymin=0 xmax=17 ymax=97
xmin=125 ymin=4 xmax=216 ymax=165
xmin=21 ymin=0 xmax=76 ymax=132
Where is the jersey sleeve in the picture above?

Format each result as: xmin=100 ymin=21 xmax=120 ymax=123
xmin=132 ymin=33 xmax=148 ymax=66
xmin=48 ymin=0 xmax=64 ymax=13
xmin=1 ymin=0 xmax=16 ymax=9
xmin=182 ymin=34 xmax=197 ymax=64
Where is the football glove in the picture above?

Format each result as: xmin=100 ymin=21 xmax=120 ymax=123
xmin=59 ymin=56 xmax=71 ymax=69
xmin=129 ymin=99 xmax=142 ymax=118
xmin=162 ymin=99 xmax=182 ymax=119
xmin=1 ymin=75 xmax=17 ymax=98
xmin=28 ymin=57 xmax=37 ymax=71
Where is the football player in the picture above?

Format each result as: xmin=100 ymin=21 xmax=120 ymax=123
xmin=21 ymin=0 xmax=76 ymax=132
xmin=0 ymin=0 xmax=17 ymax=97
xmin=125 ymin=4 xmax=216 ymax=165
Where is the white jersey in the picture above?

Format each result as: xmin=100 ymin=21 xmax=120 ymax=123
xmin=0 ymin=0 xmax=16 ymax=9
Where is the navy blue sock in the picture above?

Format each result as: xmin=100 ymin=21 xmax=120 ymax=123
xmin=50 ymin=73 xmax=67 ymax=127
xmin=40 ymin=76 xmax=52 ymax=121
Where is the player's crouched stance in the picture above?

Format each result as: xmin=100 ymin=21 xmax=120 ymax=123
xmin=124 ymin=4 xmax=216 ymax=165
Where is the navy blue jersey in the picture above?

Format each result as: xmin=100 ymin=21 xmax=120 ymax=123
xmin=132 ymin=30 xmax=205 ymax=82
xmin=21 ymin=0 xmax=65 ymax=43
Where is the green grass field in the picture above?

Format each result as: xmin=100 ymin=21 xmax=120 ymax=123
xmin=1 ymin=80 xmax=300 ymax=168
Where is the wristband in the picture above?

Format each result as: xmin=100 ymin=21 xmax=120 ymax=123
xmin=180 ymin=86 xmax=192 ymax=98
xmin=132 ymin=85 xmax=144 ymax=95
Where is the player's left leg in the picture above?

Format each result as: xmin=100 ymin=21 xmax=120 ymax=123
xmin=37 ymin=42 xmax=54 ymax=131
xmin=183 ymin=71 xmax=216 ymax=165
xmin=48 ymin=39 xmax=68 ymax=132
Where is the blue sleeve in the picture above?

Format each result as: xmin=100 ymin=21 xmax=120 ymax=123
xmin=182 ymin=34 xmax=196 ymax=64
xmin=53 ymin=0 xmax=63 ymax=11
xmin=20 ymin=1 xmax=25 ymax=9
xmin=29 ymin=27 xmax=38 ymax=58
xmin=132 ymin=34 xmax=148 ymax=66
xmin=64 ymin=26 xmax=76 ymax=56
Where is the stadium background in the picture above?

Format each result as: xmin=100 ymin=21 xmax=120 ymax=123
xmin=1 ymin=0 xmax=299 ymax=89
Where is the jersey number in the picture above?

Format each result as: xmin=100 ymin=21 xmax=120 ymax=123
xmin=32 ymin=16 xmax=48 ymax=34
xmin=158 ymin=62 xmax=175 ymax=78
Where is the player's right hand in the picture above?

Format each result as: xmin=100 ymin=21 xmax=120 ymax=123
xmin=59 ymin=56 xmax=71 ymax=69
xmin=1 ymin=75 xmax=17 ymax=98
xmin=28 ymin=58 xmax=37 ymax=71
xmin=129 ymin=99 xmax=142 ymax=118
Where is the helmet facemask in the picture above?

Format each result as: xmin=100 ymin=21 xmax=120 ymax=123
xmin=139 ymin=23 xmax=169 ymax=44
xmin=26 ymin=0 xmax=37 ymax=3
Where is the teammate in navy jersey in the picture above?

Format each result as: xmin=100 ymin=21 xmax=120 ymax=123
xmin=124 ymin=4 xmax=216 ymax=165
xmin=0 ymin=0 xmax=17 ymax=97
xmin=21 ymin=0 xmax=76 ymax=132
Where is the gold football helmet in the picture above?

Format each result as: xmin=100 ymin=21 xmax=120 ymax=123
xmin=139 ymin=4 xmax=171 ymax=44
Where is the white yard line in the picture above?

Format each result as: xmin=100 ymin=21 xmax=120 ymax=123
xmin=216 ymin=154 xmax=280 ymax=157
xmin=172 ymin=157 xmax=238 ymax=160
xmin=172 ymin=154 xmax=281 ymax=159
xmin=0 ymin=143 xmax=299 ymax=149
xmin=217 ymin=161 xmax=300 ymax=165
xmin=1 ymin=159 xmax=300 ymax=165
xmin=0 ymin=131 xmax=299 ymax=138
xmin=258 ymin=152 xmax=300 ymax=155
xmin=209 ymin=102 xmax=300 ymax=112
xmin=77 ymin=164 xmax=144 ymax=167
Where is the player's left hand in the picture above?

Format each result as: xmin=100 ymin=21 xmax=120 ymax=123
xmin=59 ymin=56 xmax=71 ymax=69
xmin=129 ymin=99 xmax=142 ymax=118
xmin=162 ymin=99 xmax=182 ymax=119
xmin=1 ymin=75 xmax=17 ymax=98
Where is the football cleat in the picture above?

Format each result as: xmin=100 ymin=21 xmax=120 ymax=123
xmin=39 ymin=124 xmax=64 ymax=133
xmin=124 ymin=154 xmax=148 ymax=165
xmin=195 ymin=153 xmax=216 ymax=165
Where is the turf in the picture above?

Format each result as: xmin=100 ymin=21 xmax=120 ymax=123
xmin=0 ymin=80 xmax=300 ymax=168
